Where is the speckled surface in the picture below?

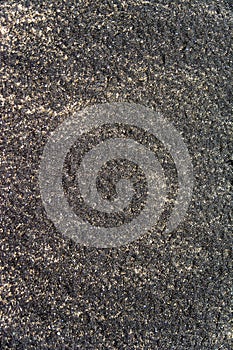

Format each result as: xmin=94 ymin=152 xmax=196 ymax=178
xmin=1 ymin=0 xmax=232 ymax=349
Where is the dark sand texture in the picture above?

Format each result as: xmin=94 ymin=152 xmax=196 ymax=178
xmin=1 ymin=0 xmax=232 ymax=349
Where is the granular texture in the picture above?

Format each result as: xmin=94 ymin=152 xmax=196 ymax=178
xmin=1 ymin=0 xmax=232 ymax=349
